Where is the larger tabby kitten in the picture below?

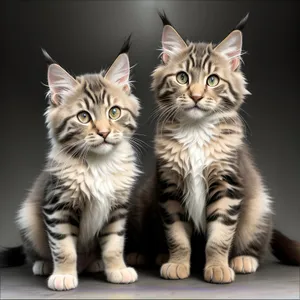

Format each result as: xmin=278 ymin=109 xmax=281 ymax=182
xmin=126 ymin=13 xmax=300 ymax=283
xmin=0 ymin=39 xmax=141 ymax=290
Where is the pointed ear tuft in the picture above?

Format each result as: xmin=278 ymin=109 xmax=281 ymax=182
xmin=47 ymin=64 xmax=78 ymax=105
xmin=41 ymin=48 xmax=56 ymax=66
xmin=158 ymin=10 xmax=173 ymax=27
xmin=161 ymin=25 xmax=187 ymax=64
xmin=214 ymin=30 xmax=243 ymax=71
xmin=118 ymin=34 xmax=132 ymax=55
xmin=234 ymin=13 xmax=250 ymax=32
xmin=104 ymin=53 xmax=131 ymax=94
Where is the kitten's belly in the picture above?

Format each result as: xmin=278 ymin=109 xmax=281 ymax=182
xmin=76 ymin=171 xmax=114 ymax=250
xmin=183 ymin=144 xmax=207 ymax=232
xmin=77 ymin=199 xmax=110 ymax=251
xmin=171 ymin=122 xmax=215 ymax=232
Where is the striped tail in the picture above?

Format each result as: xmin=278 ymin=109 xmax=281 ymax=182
xmin=271 ymin=229 xmax=300 ymax=266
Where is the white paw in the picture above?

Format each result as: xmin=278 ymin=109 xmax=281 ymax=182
xmin=160 ymin=262 xmax=190 ymax=279
xmin=230 ymin=256 xmax=259 ymax=274
xmin=204 ymin=265 xmax=235 ymax=284
xmin=32 ymin=261 xmax=52 ymax=276
xmin=86 ymin=259 xmax=104 ymax=273
xmin=47 ymin=274 xmax=78 ymax=291
xmin=106 ymin=267 xmax=138 ymax=284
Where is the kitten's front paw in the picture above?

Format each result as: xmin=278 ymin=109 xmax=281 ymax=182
xmin=230 ymin=256 xmax=259 ymax=274
xmin=106 ymin=267 xmax=138 ymax=284
xmin=47 ymin=274 xmax=78 ymax=291
xmin=160 ymin=263 xmax=190 ymax=280
xmin=204 ymin=265 xmax=235 ymax=284
xmin=32 ymin=261 xmax=52 ymax=276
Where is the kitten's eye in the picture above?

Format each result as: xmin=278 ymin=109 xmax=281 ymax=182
xmin=176 ymin=72 xmax=189 ymax=85
xmin=207 ymin=75 xmax=220 ymax=87
xmin=77 ymin=111 xmax=91 ymax=124
xmin=109 ymin=106 xmax=121 ymax=120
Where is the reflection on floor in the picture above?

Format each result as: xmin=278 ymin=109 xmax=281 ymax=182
xmin=1 ymin=260 xmax=299 ymax=299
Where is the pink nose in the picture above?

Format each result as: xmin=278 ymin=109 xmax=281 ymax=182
xmin=98 ymin=131 xmax=110 ymax=139
xmin=191 ymin=94 xmax=203 ymax=103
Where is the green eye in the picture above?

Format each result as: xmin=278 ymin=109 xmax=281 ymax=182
xmin=77 ymin=111 xmax=91 ymax=124
xmin=207 ymin=75 xmax=220 ymax=87
xmin=109 ymin=106 xmax=121 ymax=120
xmin=176 ymin=71 xmax=189 ymax=84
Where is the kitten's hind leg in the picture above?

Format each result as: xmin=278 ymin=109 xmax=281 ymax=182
xmin=155 ymin=253 xmax=169 ymax=266
xmin=32 ymin=260 xmax=53 ymax=276
xmin=230 ymin=213 xmax=272 ymax=274
xmin=230 ymin=256 xmax=258 ymax=274
xmin=125 ymin=252 xmax=147 ymax=266
xmin=85 ymin=259 xmax=104 ymax=273
xmin=230 ymin=190 xmax=273 ymax=274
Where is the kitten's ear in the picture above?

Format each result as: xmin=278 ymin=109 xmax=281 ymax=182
xmin=104 ymin=35 xmax=132 ymax=94
xmin=104 ymin=53 xmax=131 ymax=94
xmin=47 ymin=64 xmax=78 ymax=105
xmin=158 ymin=11 xmax=187 ymax=63
xmin=214 ymin=30 xmax=242 ymax=71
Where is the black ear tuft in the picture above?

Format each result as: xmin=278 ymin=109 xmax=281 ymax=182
xmin=158 ymin=10 xmax=173 ymax=27
xmin=41 ymin=48 xmax=56 ymax=66
xmin=118 ymin=34 xmax=132 ymax=55
xmin=234 ymin=13 xmax=250 ymax=31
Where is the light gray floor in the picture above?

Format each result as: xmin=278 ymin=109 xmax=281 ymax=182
xmin=1 ymin=260 xmax=299 ymax=299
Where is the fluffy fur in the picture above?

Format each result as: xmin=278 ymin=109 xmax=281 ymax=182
xmin=0 ymin=39 xmax=141 ymax=290
xmin=125 ymin=13 xmax=300 ymax=283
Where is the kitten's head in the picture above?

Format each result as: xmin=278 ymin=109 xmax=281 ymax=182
xmin=45 ymin=36 xmax=140 ymax=157
xmin=152 ymin=12 xmax=250 ymax=123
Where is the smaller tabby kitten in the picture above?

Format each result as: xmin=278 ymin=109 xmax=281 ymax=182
xmin=126 ymin=13 xmax=300 ymax=283
xmin=0 ymin=38 xmax=141 ymax=290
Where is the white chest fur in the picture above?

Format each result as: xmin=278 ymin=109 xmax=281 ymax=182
xmin=49 ymin=142 xmax=137 ymax=248
xmin=78 ymin=161 xmax=118 ymax=247
xmin=172 ymin=122 xmax=215 ymax=232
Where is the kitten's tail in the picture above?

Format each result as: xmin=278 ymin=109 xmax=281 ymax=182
xmin=0 ymin=246 xmax=26 ymax=267
xmin=271 ymin=229 xmax=300 ymax=266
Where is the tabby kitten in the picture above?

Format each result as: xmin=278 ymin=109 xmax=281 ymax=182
xmin=0 ymin=39 xmax=140 ymax=290
xmin=126 ymin=13 xmax=300 ymax=283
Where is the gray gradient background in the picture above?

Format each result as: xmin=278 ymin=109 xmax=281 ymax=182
xmin=1 ymin=0 xmax=300 ymax=247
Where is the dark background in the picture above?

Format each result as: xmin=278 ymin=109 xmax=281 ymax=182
xmin=1 ymin=0 xmax=300 ymax=246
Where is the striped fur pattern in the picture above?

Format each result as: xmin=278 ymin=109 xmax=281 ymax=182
xmin=127 ymin=14 xmax=273 ymax=283
xmin=15 ymin=45 xmax=140 ymax=290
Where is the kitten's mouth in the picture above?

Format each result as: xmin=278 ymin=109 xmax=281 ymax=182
xmin=91 ymin=141 xmax=113 ymax=148
xmin=185 ymin=105 xmax=205 ymax=111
